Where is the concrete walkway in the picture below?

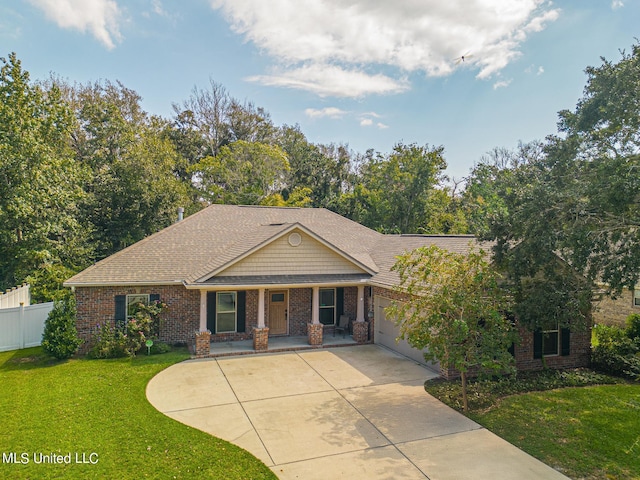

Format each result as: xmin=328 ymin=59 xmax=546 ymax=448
xmin=146 ymin=345 xmax=569 ymax=480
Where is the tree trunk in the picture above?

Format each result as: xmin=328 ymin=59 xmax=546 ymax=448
xmin=461 ymin=371 xmax=468 ymax=413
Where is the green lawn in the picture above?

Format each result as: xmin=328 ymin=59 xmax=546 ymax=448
xmin=425 ymin=371 xmax=640 ymax=480
xmin=470 ymin=385 xmax=640 ymax=480
xmin=0 ymin=347 xmax=276 ymax=480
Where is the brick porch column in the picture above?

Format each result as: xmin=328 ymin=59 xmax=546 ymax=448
xmin=253 ymin=327 xmax=269 ymax=351
xmin=308 ymin=323 xmax=323 ymax=345
xmin=352 ymin=321 xmax=368 ymax=344
xmin=195 ymin=330 xmax=211 ymax=357
xmin=308 ymin=286 xmax=323 ymax=345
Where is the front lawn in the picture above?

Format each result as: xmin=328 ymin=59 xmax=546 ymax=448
xmin=0 ymin=347 xmax=276 ymax=480
xmin=426 ymin=371 xmax=640 ymax=480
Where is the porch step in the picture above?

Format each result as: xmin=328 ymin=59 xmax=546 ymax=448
xmin=193 ymin=335 xmax=365 ymax=359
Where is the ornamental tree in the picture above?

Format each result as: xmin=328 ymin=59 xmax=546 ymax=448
xmin=387 ymin=245 xmax=516 ymax=412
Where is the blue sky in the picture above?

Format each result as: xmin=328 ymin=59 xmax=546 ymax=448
xmin=1 ymin=0 xmax=638 ymax=179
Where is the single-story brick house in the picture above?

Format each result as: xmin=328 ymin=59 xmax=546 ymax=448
xmin=64 ymin=204 xmax=590 ymax=375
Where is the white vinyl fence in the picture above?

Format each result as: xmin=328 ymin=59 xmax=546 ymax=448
xmin=0 ymin=283 xmax=31 ymax=308
xmin=0 ymin=302 xmax=54 ymax=352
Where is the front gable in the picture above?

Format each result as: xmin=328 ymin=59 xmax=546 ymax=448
xmin=206 ymin=227 xmax=371 ymax=281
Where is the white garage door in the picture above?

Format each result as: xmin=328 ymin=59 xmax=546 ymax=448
xmin=374 ymin=296 xmax=439 ymax=371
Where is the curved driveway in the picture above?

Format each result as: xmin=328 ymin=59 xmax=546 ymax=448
xmin=147 ymin=345 xmax=568 ymax=479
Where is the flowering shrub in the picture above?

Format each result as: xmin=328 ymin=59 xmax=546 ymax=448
xmin=88 ymin=299 xmax=168 ymax=358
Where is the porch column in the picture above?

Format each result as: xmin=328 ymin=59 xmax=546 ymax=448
xmin=253 ymin=288 xmax=268 ymax=351
xmin=356 ymin=285 xmax=365 ymax=323
xmin=312 ymin=286 xmax=320 ymax=324
xmin=196 ymin=290 xmax=211 ymax=357
xmin=199 ymin=290 xmax=207 ymax=332
xmin=353 ymin=285 xmax=369 ymax=344
xmin=308 ymin=286 xmax=323 ymax=345
xmin=257 ymin=288 xmax=266 ymax=328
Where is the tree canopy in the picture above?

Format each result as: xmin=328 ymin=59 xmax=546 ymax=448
xmin=3 ymin=42 xmax=640 ymax=308
xmin=388 ymin=245 xmax=516 ymax=411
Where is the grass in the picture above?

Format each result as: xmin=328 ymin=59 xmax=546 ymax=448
xmin=425 ymin=370 xmax=640 ymax=480
xmin=0 ymin=347 xmax=276 ymax=480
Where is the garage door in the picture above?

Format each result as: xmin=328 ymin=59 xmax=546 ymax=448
xmin=374 ymin=296 xmax=439 ymax=371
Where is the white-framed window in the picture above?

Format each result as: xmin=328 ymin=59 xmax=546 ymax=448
xmin=634 ymin=287 xmax=640 ymax=307
xmin=216 ymin=291 xmax=237 ymax=333
xmin=542 ymin=323 xmax=560 ymax=356
xmin=127 ymin=294 xmax=150 ymax=319
xmin=319 ymin=288 xmax=336 ymax=325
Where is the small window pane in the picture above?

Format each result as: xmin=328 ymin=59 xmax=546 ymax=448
xmin=320 ymin=308 xmax=335 ymax=325
xmin=127 ymin=294 xmax=149 ymax=317
xmin=271 ymin=293 xmax=285 ymax=302
xmin=542 ymin=332 xmax=559 ymax=356
xmin=634 ymin=289 xmax=640 ymax=306
xmin=320 ymin=289 xmax=335 ymax=307
xmin=217 ymin=312 xmax=236 ymax=333
xmin=217 ymin=292 xmax=236 ymax=312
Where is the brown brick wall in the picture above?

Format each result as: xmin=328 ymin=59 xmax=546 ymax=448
xmin=289 ymin=288 xmax=311 ymax=335
xmin=514 ymin=325 xmax=591 ymax=372
xmin=75 ymin=285 xmax=200 ymax=352
xmin=593 ymin=289 xmax=638 ymax=327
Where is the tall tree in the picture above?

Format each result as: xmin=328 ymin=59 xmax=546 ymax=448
xmin=0 ymin=53 xmax=89 ymax=299
xmin=172 ymin=78 xmax=231 ymax=157
xmin=59 ymin=79 xmax=193 ymax=258
xmin=352 ymin=143 xmax=448 ymax=233
xmin=193 ymin=140 xmax=289 ymax=205
xmin=473 ymin=44 xmax=640 ymax=297
xmin=387 ymin=246 xmax=516 ymax=412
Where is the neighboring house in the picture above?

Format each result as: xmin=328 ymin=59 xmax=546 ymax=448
xmin=592 ymin=285 xmax=640 ymax=327
xmin=64 ymin=204 xmax=590 ymax=376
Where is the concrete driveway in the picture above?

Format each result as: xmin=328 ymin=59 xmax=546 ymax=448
xmin=146 ymin=345 xmax=568 ymax=480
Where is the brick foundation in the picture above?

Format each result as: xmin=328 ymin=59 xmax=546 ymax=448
xmin=352 ymin=321 xmax=368 ymax=343
xmin=307 ymin=323 xmax=323 ymax=345
xmin=195 ymin=330 xmax=211 ymax=357
xmin=253 ymin=327 xmax=269 ymax=351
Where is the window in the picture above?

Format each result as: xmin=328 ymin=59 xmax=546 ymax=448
xmin=534 ymin=322 xmax=570 ymax=358
xmin=634 ymin=287 xmax=640 ymax=307
xmin=319 ymin=288 xmax=336 ymax=325
xmin=216 ymin=292 xmax=237 ymax=333
xmin=542 ymin=324 xmax=560 ymax=356
xmin=127 ymin=294 xmax=149 ymax=320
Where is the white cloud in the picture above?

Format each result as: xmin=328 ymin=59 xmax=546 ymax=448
xmin=612 ymin=0 xmax=624 ymax=9
xmin=525 ymin=64 xmax=545 ymax=75
xmin=247 ymin=63 xmax=409 ymax=98
xmin=212 ymin=0 xmax=559 ymax=97
xmin=28 ymin=0 xmax=122 ymax=49
xmin=359 ymin=112 xmax=388 ymax=129
xmin=493 ymin=79 xmax=512 ymax=90
xmin=305 ymin=107 xmax=347 ymax=119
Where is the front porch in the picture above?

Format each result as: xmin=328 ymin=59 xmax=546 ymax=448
xmin=194 ymin=334 xmax=362 ymax=359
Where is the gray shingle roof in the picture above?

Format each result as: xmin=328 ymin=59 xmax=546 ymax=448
xmin=64 ymin=204 xmax=485 ymax=287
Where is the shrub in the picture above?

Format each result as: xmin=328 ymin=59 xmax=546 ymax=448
xmin=150 ymin=341 xmax=171 ymax=355
xmin=41 ymin=295 xmax=82 ymax=359
xmin=88 ymin=323 xmax=127 ymax=359
xmin=591 ymin=323 xmax=640 ymax=379
xmin=88 ymin=300 xmax=168 ymax=359
xmin=626 ymin=313 xmax=640 ymax=340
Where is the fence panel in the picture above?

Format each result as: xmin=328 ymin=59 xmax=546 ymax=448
xmin=0 ymin=283 xmax=31 ymax=308
xmin=0 ymin=302 xmax=54 ymax=352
